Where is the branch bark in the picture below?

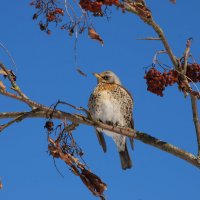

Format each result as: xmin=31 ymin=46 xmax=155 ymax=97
xmin=122 ymin=0 xmax=200 ymax=165
xmin=190 ymin=96 xmax=200 ymax=162
xmin=123 ymin=1 xmax=178 ymax=67
xmin=0 ymin=62 xmax=29 ymax=99
xmin=1 ymin=0 xmax=200 ymax=177
xmin=1 ymin=110 xmax=200 ymax=169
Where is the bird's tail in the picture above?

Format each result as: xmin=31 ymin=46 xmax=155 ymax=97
xmin=119 ymin=143 xmax=132 ymax=170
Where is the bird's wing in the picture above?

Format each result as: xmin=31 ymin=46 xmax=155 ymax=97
xmin=88 ymin=93 xmax=107 ymax=153
xmin=118 ymin=85 xmax=134 ymax=150
xmin=95 ymin=128 xmax=107 ymax=153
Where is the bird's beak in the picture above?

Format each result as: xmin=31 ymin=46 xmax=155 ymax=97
xmin=92 ymin=73 xmax=102 ymax=80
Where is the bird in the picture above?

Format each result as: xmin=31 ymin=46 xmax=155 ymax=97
xmin=88 ymin=70 xmax=134 ymax=170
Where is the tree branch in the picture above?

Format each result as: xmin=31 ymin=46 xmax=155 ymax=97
xmin=147 ymin=19 xmax=178 ymax=67
xmin=190 ymin=96 xmax=200 ymax=162
xmin=0 ymin=62 xmax=28 ymax=99
xmin=0 ymin=109 xmax=40 ymax=132
xmin=121 ymin=0 xmax=200 ymax=167
xmin=183 ymin=38 xmax=192 ymax=74
xmin=123 ymin=1 xmax=178 ymax=67
xmin=1 ymin=110 xmax=200 ymax=169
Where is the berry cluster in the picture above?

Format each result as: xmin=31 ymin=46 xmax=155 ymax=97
xmin=144 ymin=63 xmax=200 ymax=97
xmin=186 ymin=63 xmax=200 ymax=83
xmin=79 ymin=0 xmax=118 ymax=16
xmin=80 ymin=0 xmax=103 ymax=15
xmin=144 ymin=68 xmax=178 ymax=96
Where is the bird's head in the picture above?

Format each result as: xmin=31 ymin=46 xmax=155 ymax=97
xmin=93 ymin=71 xmax=121 ymax=85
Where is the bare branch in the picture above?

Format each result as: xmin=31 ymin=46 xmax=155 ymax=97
xmin=136 ymin=37 xmax=161 ymax=40
xmin=0 ymin=62 xmax=29 ymax=99
xmin=0 ymin=109 xmax=200 ymax=169
xmin=183 ymin=38 xmax=193 ymax=75
xmin=190 ymin=96 xmax=200 ymax=162
xmin=153 ymin=50 xmax=167 ymax=65
xmin=0 ymin=109 xmax=40 ymax=132
xmin=146 ymin=20 xmax=178 ymax=67
xmin=0 ymin=41 xmax=17 ymax=70
xmin=123 ymin=1 xmax=200 ymax=166
xmin=136 ymin=132 xmax=199 ymax=168
xmin=0 ymin=117 xmax=22 ymax=132
xmin=123 ymin=2 xmax=178 ymax=67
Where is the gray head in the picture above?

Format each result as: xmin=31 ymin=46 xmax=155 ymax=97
xmin=93 ymin=70 xmax=122 ymax=85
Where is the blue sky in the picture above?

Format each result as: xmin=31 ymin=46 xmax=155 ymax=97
xmin=1 ymin=1 xmax=200 ymax=200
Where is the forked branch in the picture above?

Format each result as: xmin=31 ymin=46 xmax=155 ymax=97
xmin=123 ymin=0 xmax=200 ymax=162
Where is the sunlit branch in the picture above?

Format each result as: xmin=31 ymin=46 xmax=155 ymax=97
xmin=0 ymin=109 xmax=200 ymax=169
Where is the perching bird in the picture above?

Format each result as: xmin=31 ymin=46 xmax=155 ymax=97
xmin=88 ymin=71 xmax=134 ymax=170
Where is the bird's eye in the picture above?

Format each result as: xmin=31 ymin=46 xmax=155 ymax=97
xmin=103 ymin=75 xmax=109 ymax=80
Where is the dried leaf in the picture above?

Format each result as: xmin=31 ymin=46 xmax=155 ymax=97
xmin=88 ymin=28 xmax=104 ymax=45
xmin=80 ymin=169 xmax=107 ymax=198
xmin=170 ymin=0 xmax=176 ymax=3
xmin=76 ymin=68 xmax=87 ymax=77
xmin=0 ymin=179 xmax=2 ymax=190
xmin=48 ymin=137 xmax=107 ymax=199
xmin=0 ymin=81 xmax=6 ymax=90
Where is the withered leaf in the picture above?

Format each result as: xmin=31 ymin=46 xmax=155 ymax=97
xmin=76 ymin=68 xmax=87 ymax=77
xmin=88 ymin=28 xmax=104 ymax=45
xmin=0 ymin=81 xmax=6 ymax=91
xmin=170 ymin=0 xmax=176 ymax=3
xmin=0 ymin=179 xmax=2 ymax=190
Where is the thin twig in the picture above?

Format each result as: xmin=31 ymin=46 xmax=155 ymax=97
xmin=136 ymin=37 xmax=161 ymax=40
xmin=0 ymin=109 xmax=40 ymax=133
xmin=0 ymin=117 xmax=20 ymax=132
xmin=153 ymin=50 xmax=166 ymax=65
xmin=57 ymin=100 xmax=90 ymax=115
xmin=64 ymin=0 xmax=74 ymax=22
xmin=190 ymin=95 xmax=200 ymax=162
xmin=53 ymin=158 xmax=64 ymax=178
xmin=0 ymin=62 xmax=29 ymax=99
xmin=147 ymin=19 xmax=178 ymax=68
xmin=0 ymin=41 xmax=17 ymax=70
xmin=123 ymin=2 xmax=178 ymax=68
xmin=183 ymin=38 xmax=193 ymax=75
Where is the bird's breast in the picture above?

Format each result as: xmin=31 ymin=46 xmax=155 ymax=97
xmin=92 ymin=91 xmax=126 ymax=126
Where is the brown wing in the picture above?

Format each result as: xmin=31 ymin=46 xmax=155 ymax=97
xmin=117 ymin=84 xmax=134 ymax=150
xmin=88 ymin=93 xmax=107 ymax=153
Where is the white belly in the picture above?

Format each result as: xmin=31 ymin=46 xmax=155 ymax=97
xmin=93 ymin=91 xmax=126 ymax=139
xmin=94 ymin=91 xmax=125 ymax=123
